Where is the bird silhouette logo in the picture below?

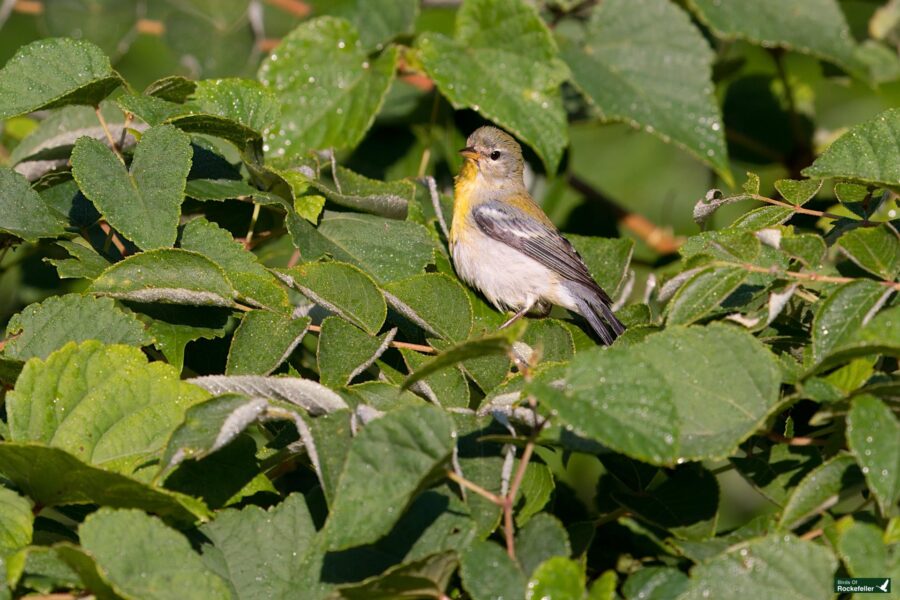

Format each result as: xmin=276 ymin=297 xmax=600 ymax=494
xmin=876 ymin=579 xmax=890 ymax=593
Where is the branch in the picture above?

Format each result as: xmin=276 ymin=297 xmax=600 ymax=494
xmin=94 ymin=107 xmax=123 ymax=163
xmin=567 ymin=174 xmax=684 ymax=254
xmin=723 ymin=261 xmax=900 ymax=292
xmin=446 ymin=470 xmax=504 ymax=504
xmin=748 ymin=193 xmax=854 ymax=222
xmin=98 ymin=221 xmax=128 ymax=257
xmin=304 ymin=323 xmax=436 ymax=354
xmin=766 ymin=432 xmax=827 ymax=447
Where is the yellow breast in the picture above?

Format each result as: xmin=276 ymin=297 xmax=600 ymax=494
xmin=450 ymin=159 xmax=479 ymax=244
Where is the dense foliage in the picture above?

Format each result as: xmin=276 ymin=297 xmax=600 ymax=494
xmin=0 ymin=1 xmax=899 ymax=598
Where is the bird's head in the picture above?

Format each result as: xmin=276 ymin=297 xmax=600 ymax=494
xmin=459 ymin=126 xmax=524 ymax=186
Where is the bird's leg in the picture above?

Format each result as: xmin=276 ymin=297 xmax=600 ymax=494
xmin=499 ymin=298 xmax=536 ymax=329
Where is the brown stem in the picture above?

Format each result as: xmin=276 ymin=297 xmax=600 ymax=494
xmin=594 ymin=507 xmax=629 ymax=528
xmin=502 ymin=438 xmax=536 ymax=560
xmin=304 ymin=323 xmax=436 ymax=354
xmin=749 ymin=194 xmax=853 ymax=221
xmin=800 ymin=528 xmax=824 ymax=541
xmin=567 ymin=174 xmax=684 ymax=254
xmin=766 ymin=432 xmax=828 ymax=447
xmin=98 ymin=221 xmax=127 ymax=256
xmin=446 ymin=470 xmax=504 ymax=505
xmin=95 ymin=107 xmax=123 ymax=163
xmin=728 ymin=261 xmax=900 ymax=292
xmin=0 ymin=334 xmax=20 ymax=352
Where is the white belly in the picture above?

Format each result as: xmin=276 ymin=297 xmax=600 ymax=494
xmin=451 ymin=229 xmax=574 ymax=312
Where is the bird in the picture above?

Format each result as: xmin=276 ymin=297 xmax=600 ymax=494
xmin=450 ymin=125 xmax=625 ymax=345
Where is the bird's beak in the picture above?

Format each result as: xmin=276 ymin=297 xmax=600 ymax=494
xmin=459 ymin=146 xmax=479 ymax=161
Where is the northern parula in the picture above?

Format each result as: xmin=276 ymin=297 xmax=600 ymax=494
xmin=450 ymin=126 xmax=625 ymax=345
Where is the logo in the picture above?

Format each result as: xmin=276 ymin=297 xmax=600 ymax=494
xmin=834 ymin=578 xmax=891 ymax=594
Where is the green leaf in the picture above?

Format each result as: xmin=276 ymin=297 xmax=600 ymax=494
xmin=810 ymin=280 xmax=888 ymax=366
xmin=402 ymin=331 xmax=513 ymax=390
xmin=0 ymin=488 xmax=33 ymax=583
xmin=615 ymin=464 xmax=718 ymax=540
xmin=835 ymin=224 xmax=900 ymax=281
xmin=290 ymin=211 xmax=436 ymax=283
xmin=317 ymin=317 xmax=396 ymax=387
xmin=774 ymin=178 xmax=822 ymax=205
xmin=0 ymin=443 xmax=208 ymax=524
xmin=325 ymin=404 xmax=455 ymax=549
xmin=189 ymin=78 xmax=279 ymax=134
xmin=567 ymin=236 xmax=634 ymax=296
xmin=161 ymin=393 xmax=268 ymax=472
xmin=417 ymin=0 xmax=569 ymax=171
xmin=3 ymin=295 xmax=151 ymax=361
xmin=527 ymin=557 xmax=585 ymax=600
xmin=687 ymin=0 xmax=865 ymax=78
xmin=515 ymin=513 xmax=570 ymax=577
xmin=188 ymin=375 xmax=348 ymax=416
xmin=558 ymin=0 xmax=729 ymax=180
xmin=678 ymin=534 xmax=836 ymax=600
xmin=71 ymin=124 xmax=192 ymax=250
xmin=0 ymin=167 xmax=68 ymax=242
xmin=666 ymin=266 xmax=748 ymax=326
xmin=837 ymin=521 xmax=900 ymax=582
xmin=0 ymin=38 xmax=121 ymax=119
xmin=781 ymin=234 xmax=826 ymax=267
xmin=384 ymin=273 xmax=473 ymax=341
xmin=180 ymin=217 xmax=289 ymax=310
xmin=815 ymin=304 xmax=900 ymax=370
xmin=47 ymin=240 xmax=112 ymax=280
xmin=199 ymin=494 xmax=318 ymax=600
xmin=312 ymin=166 xmax=414 ymax=219
xmin=309 ymin=0 xmax=418 ymax=49
xmin=588 ymin=571 xmax=618 ymax=600
xmin=623 ymin=566 xmax=688 ymax=600
xmin=731 ymin=442 xmax=822 ymax=506
xmin=185 ymin=177 xmax=258 ymax=201
xmin=258 ymin=17 xmax=398 ymax=158
xmin=88 ymin=249 xmax=237 ymax=307
xmin=846 ymin=395 xmax=900 ymax=515
xmin=803 ymin=108 xmax=900 ymax=185
xmin=459 ymin=540 xmax=526 ymax=600
xmin=226 ymin=310 xmax=310 ymax=375
xmin=78 ymin=508 xmax=230 ymax=599
xmin=137 ymin=305 xmax=229 ymax=373
xmin=535 ymin=324 xmax=781 ymax=465
xmin=400 ymin=347 xmax=470 ymax=409
xmin=7 ymin=341 xmax=209 ymax=475
xmin=283 ymin=261 xmax=386 ymax=334
xmin=330 ymin=551 xmax=458 ymax=600
xmin=779 ymin=453 xmax=861 ymax=530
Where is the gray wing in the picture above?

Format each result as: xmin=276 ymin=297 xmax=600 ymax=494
xmin=471 ymin=200 xmax=613 ymax=304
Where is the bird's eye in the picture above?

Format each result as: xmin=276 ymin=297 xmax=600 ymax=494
xmin=490 ymin=150 xmax=501 ymax=160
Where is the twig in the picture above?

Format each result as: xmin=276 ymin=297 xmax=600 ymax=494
xmin=446 ymin=469 xmax=504 ymax=504
xmin=766 ymin=431 xmax=827 ymax=446
xmin=594 ymin=507 xmax=629 ymax=528
xmin=424 ymin=176 xmax=449 ymax=240
xmin=748 ymin=193 xmax=852 ymax=221
xmin=503 ymin=434 xmax=535 ymax=560
xmin=304 ymin=323 xmax=436 ymax=354
xmin=800 ymin=528 xmax=824 ymax=541
xmin=287 ymin=249 xmax=302 ymax=268
xmin=567 ymin=174 xmax=684 ymax=254
xmin=0 ymin=334 xmax=20 ymax=352
xmin=263 ymin=0 xmax=311 ymax=17
xmin=725 ymin=261 xmax=900 ymax=292
xmin=98 ymin=221 xmax=127 ymax=256
xmin=244 ymin=203 xmax=261 ymax=249
xmin=94 ymin=106 xmax=123 ymax=162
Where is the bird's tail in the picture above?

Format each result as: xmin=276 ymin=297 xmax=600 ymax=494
xmin=567 ymin=282 xmax=625 ymax=346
